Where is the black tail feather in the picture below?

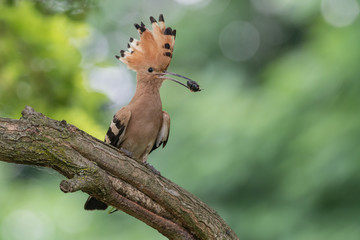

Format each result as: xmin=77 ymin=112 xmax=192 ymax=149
xmin=84 ymin=196 xmax=108 ymax=210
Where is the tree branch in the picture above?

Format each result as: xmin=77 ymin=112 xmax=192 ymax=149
xmin=0 ymin=106 xmax=238 ymax=240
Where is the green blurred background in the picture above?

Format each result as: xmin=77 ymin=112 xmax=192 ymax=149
xmin=1 ymin=0 xmax=360 ymax=239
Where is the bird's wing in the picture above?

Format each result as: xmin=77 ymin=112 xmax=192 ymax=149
xmin=104 ymin=107 xmax=131 ymax=147
xmin=85 ymin=108 xmax=131 ymax=211
xmin=150 ymin=111 xmax=170 ymax=153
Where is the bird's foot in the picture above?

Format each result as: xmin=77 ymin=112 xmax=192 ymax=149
xmin=145 ymin=163 xmax=161 ymax=176
xmin=119 ymin=148 xmax=133 ymax=158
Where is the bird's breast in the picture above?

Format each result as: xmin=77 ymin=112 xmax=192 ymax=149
xmin=121 ymin=98 xmax=163 ymax=161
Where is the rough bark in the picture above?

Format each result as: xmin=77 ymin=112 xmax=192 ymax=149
xmin=0 ymin=106 xmax=238 ymax=240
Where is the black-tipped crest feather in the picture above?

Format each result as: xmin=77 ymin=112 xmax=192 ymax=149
xmin=159 ymin=14 xmax=164 ymax=22
xmin=150 ymin=16 xmax=157 ymax=23
xmin=119 ymin=14 xmax=176 ymax=72
xmin=164 ymin=27 xmax=172 ymax=35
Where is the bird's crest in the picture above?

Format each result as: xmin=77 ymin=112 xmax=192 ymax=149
xmin=116 ymin=14 xmax=176 ymax=72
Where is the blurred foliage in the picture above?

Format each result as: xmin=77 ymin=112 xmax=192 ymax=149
xmin=1 ymin=0 xmax=360 ymax=240
xmin=0 ymin=1 xmax=107 ymax=138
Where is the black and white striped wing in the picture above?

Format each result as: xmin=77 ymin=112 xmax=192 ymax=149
xmin=84 ymin=108 xmax=131 ymax=211
xmin=104 ymin=107 xmax=131 ymax=147
xmin=150 ymin=111 xmax=170 ymax=153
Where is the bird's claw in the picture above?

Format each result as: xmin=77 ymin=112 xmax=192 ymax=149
xmin=145 ymin=163 xmax=161 ymax=176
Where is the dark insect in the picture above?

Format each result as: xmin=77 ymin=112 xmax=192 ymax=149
xmin=187 ymin=80 xmax=201 ymax=92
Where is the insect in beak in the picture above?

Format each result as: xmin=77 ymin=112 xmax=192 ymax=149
xmin=158 ymin=71 xmax=202 ymax=92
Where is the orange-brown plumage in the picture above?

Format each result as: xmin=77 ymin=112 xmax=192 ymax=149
xmin=85 ymin=14 xmax=198 ymax=211
xmin=111 ymin=14 xmax=176 ymax=162
xmin=118 ymin=14 xmax=175 ymax=73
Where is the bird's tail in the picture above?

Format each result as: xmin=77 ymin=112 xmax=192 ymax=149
xmin=84 ymin=196 xmax=108 ymax=210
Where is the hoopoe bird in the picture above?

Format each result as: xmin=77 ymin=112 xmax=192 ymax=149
xmin=85 ymin=14 xmax=201 ymax=210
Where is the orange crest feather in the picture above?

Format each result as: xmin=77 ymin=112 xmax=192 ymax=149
xmin=117 ymin=14 xmax=176 ymax=72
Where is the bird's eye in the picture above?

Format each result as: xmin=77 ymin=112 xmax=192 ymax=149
xmin=148 ymin=67 xmax=154 ymax=73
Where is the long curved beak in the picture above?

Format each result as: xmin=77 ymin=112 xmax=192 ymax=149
xmin=158 ymin=71 xmax=202 ymax=92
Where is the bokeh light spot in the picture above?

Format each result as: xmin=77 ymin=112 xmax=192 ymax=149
xmin=174 ymin=0 xmax=210 ymax=6
xmin=251 ymin=0 xmax=289 ymax=15
xmin=321 ymin=0 xmax=359 ymax=27
xmin=1 ymin=210 xmax=54 ymax=240
xmin=219 ymin=21 xmax=260 ymax=62
xmin=88 ymin=66 xmax=134 ymax=106
xmin=16 ymin=81 xmax=32 ymax=100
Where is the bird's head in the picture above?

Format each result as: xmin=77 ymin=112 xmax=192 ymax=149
xmin=116 ymin=14 xmax=201 ymax=92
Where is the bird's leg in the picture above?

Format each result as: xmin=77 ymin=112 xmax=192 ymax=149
xmin=121 ymin=148 xmax=161 ymax=175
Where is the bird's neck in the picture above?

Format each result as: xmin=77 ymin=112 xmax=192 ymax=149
xmin=130 ymin=74 xmax=163 ymax=107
